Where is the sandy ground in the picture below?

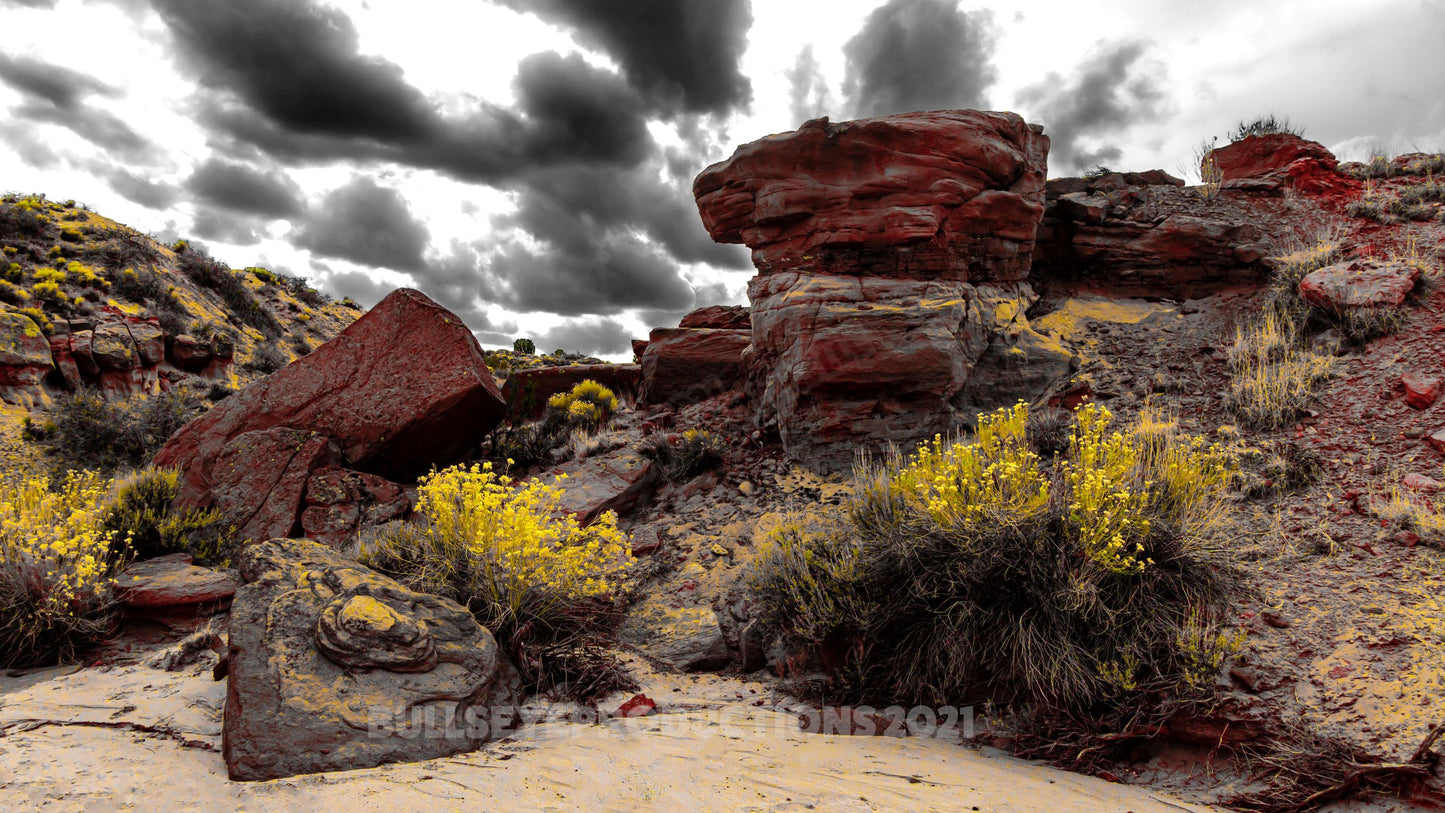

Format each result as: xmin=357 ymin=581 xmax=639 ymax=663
xmin=0 ymin=653 xmax=1223 ymax=813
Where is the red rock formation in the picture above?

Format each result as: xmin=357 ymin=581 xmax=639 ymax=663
xmin=155 ymin=288 xmax=506 ymax=508
xmin=639 ymin=327 xmax=750 ymax=408
xmin=300 ymin=466 xmax=412 ymax=550
xmin=1211 ymin=133 xmax=1337 ymax=181
xmin=695 ymin=111 xmax=1049 ymax=282
xmin=209 ymin=428 xmax=337 ymax=542
xmin=691 ymin=111 xmax=1072 ymax=470
xmin=0 ymin=311 xmax=54 ymax=408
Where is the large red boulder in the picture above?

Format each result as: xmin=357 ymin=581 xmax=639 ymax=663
xmin=1298 ymin=260 xmax=1420 ymax=310
xmin=691 ymin=111 xmax=1071 ymax=470
xmin=694 ymin=110 xmax=1049 ymax=282
xmin=155 ymin=288 xmax=505 ymax=507
xmin=501 ymin=363 xmax=641 ymax=421
xmin=640 ymin=327 xmax=750 ymax=407
xmin=1210 ymin=133 xmax=1338 ymax=181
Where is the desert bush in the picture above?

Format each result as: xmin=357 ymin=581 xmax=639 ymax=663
xmin=0 ymin=195 xmax=53 ymax=242
xmin=1224 ymin=308 xmax=1335 ymax=430
xmin=546 ymin=379 xmax=619 ymax=429
xmin=17 ymin=306 xmax=52 ymax=334
xmin=362 ymin=462 xmax=635 ymax=647
xmin=35 ymin=388 xmax=208 ymax=473
xmin=102 ymin=468 xmax=227 ymax=563
xmin=560 ymin=425 xmax=627 ymax=461
xmin=1232 ymin=440 xmax=1324 ymax=498
xmin=0 ymin=279 xmax=29 ymax=304
xmin=90 ymin=229 xmax=162 ymax=271
xmin=1230 ymin=114 xmax=1304 ymax=142
xmin=247 ymin=341 xmax=288 ymax=373
xmin=640 ymin=428 xmax=727 ymax=482
xmin=0 ymin=471 xmax=122 ymax=669
xmin=247 ymin=266 xmax=278 ymax=285
xmin=59 ymin=226 xmax=84 ymax=243
xmin=513 ymin=337 xmax=536 ymax=354
xmin=484 ymin=418 xmax=566 ymax=471
xmin=1194 ymin=137 xmax=1222 ymax=201
xmin=175 ymin=244 xmax=282 ymax=337
xmin=1367 ymin=475 xmax=1445 ymax=547
xmin=748 ymin=401 xmax=1240 ymax=710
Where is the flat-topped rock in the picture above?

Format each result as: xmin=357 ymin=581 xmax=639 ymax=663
xmin=114 ymin=553 xmax=237 ymax=626
xmin=694 ymin=110 xmax=1049 ymax=282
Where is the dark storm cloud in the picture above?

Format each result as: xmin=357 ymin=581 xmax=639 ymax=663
xmin=0 ymin=53 xmax=152 ymax=158
xmin=152 ymin=0 xmax=655 ymax=182
xmin=294 ymin=178 xmax=430 ymax=273
xmin=536 ymin=318 xmax=635 ymax=356
xmin=786 ymin=45 xmax=835 ymax=125
xmin=149 ymin=0 xmax=433 ymax=142
xmin=1016 ymin=40 xmax=1167 ymax=174
xmin=843 ymin=0 xmax=998 ymax=117
xmin=493 ymin=233 xmax=696 ymax=317
xmin=100 ymin=167 xmax=181 ymax=210
xmin=185 ymin=158 xmax=305 ymax=219
xmin=495 ymin=0 xmax=753 ymax=116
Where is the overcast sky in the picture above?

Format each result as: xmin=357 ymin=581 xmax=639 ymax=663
xmin=2 ymin=0 xmax=1442 ymax=358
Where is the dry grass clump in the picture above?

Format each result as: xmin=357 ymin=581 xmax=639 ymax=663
xmin=1224 ymin=308 xmax=1336 ymax=430
xmin=640 ymin=428 xmax=727 ymax=482
xmin=1366 ymin=475 xmax=1445 ymax=547
xmin=749 ymin=402 xmax=1241 ymax=711
xmin=1347 ymin=175 xmax=1445 ymax=223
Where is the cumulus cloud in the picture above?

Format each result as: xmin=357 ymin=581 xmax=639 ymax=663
xmin=294 ymin=178 xmax=430 ymax=272
xmin=535 ymin=317 xmax=635 ymax=356
xmin=843 ymin=0 xmax=998 ymax=117
xmin=185 ymin=158 xmax=305 ymax=219
xmin=495 ymin=0 xmax=754 ymax=116
xmin=1015 ymin=40 xmax=1167 ymax=174
xmin=786 ymin=45 xmax=835 ymax=125
xmin=493 ymin=233 xmax=696 ymax=317
xmin=0 ymin=52 xmax=116 ymax=108
xmin=190 ymin=209 xmax=265 ymax=246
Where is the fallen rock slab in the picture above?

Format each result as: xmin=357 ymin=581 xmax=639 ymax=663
xmin=640 ymin=328 xmax=750 ymax=407
xmin=619 ymin=600 xmax=731 ymax=672
xmin=1298 ymin=260 xmax=1420 ymax=310
xmin=113 ymin=553 xmax=237 ymax=626
xmin=541 ymin=448 xmax=657 ymax=525
xmin=223 ymin=538 xmax=522 ymax=781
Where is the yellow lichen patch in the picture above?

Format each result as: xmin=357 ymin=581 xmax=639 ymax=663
xmin=1033 ymin=297 xmax=1177 ymax=339
xmin=339 ymin=595 xmax=401 ymax=632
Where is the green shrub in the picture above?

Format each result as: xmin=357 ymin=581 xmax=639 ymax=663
xmin=103 ymin=468 xmax=228 ymax=563
xmin=35 ymin=388 xmax=208 ymax=473
xmin=17 ymin=306 xmax=52 ymax=334
xmin=0 ymin=196 xmax=53 ymax=242
xmin=0 ymin=471 xmax=122 ymax=669
xmin=513 ymin=337 xmax=536 ymax=355
xmin=640 ymin=428 xmax=726 ymax=481
xmin=60 ymin=226 xmax=84 ymax=243
xmin=176 ymin=246 xmax=282 ymax=337
xmin=3 ymin=261 xmax=23 ymax=282
xmin=247 ymin=266 xmax=278 ymax=285
xmin=485 ymin=418 xmax=566 ymax=471
xmin=0 ymin=279 xmax=29 ymax=304
xmin=748 ymin=402 xmax=1240 ymax=710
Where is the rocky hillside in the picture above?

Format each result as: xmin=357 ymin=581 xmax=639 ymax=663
xmin=0 ymin=192 xmax=361 ymax=409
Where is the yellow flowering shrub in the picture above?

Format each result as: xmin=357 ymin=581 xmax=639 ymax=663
xmin=750 ymin=401 xmax=1242 ymax=709
xmin=891 ymin=402 xmax=1050 ymax=536
xmin=0 ymin=472 xmax=122 ymax=668
xmin=547 ymin=379 xmax=619 ymax=428
xmin=369 ymin=463 xmax=634 ymax=641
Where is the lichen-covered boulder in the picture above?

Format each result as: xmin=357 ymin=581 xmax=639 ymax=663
xmin=209 ymin=427 xmax=338 ymax=542
xmin=155 ymin=288 xmax=507 ymax=507
xmin=0 ymin=311 xmax=54 ymax=408
xmin=223 ymin=538 xmax=523 ymax=781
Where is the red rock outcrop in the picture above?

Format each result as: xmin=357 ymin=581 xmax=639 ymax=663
xmin=695 ymin=112 xmax=1048 ymax=282
xmin=300 ymin=466 xmax=412 ymax=550
xmin=692 ymin=111 xmax=1072 ymax=470
xmin=640 ymin=327 xmax=750 ymax=408
xmin=0 ymin=311 xmax=54 ymax=408
xmin=678 ymin=304 xmax=750 ymax=330
xmin=1033 ymin=171 xmax=1272 ymax=298
xmin=114 ymin=552 xmax=237 ymax=627
xmin=209 ymin=428 xmax=338 ymax=542
xmin=1210 ymin=133 xmax=1337 ymax=181
xmin=155 ymin=288 xmax=506 ymax=512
